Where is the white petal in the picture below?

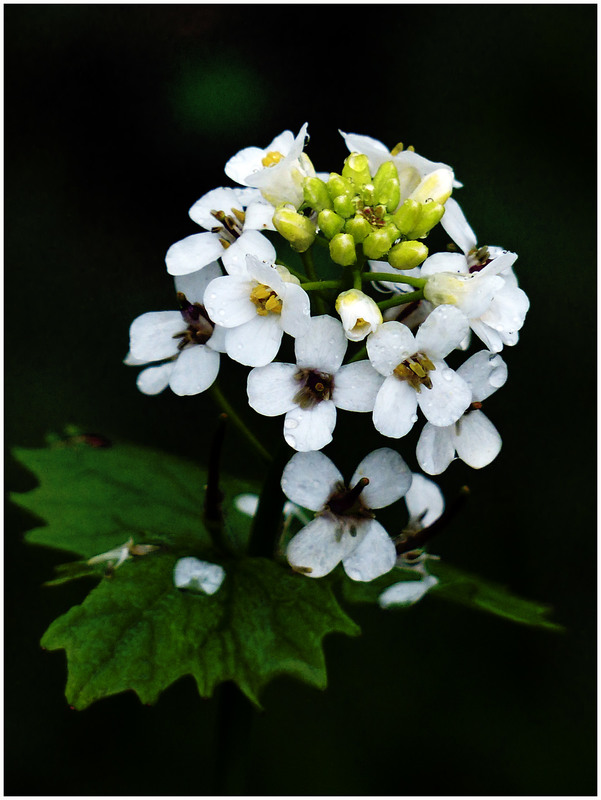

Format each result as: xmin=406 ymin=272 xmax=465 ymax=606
xmin=169 ymin=345 xmax=220 ymax=396
xmin=295 ymin=315 xmax=347 ymax=373
xmin=439 ymin=197 xmax=477 ymax=254
xmin=173 ymin=557 xmax=225 ymax=595
xmin=479 ymin=283 xmax=529 ymax=337
xmin=174 ymin=260 xmax=223 ymax=304
xmin=203 ymin=275 xmax=256 ymax=328
xmin=405 ymin=473 xmax=445 ymax=528
xmin=224 ymin=145 xmax=266 ymax=186
xmin=136 ymin=363 xmax=174 ymax=396
xmin=415 ymin=304 xmax=469 ymax=360
xmin=221 ymin=230 xmax=276 ymax=276
xmin=188 ymin=187 xmax=243 ymax=230
xmin=224 ymin=313 xmax=282 ymax=367
xmin=454 ymin=410 xmax=502 ymax=468
xmin=287 ymin=516 xmax=353 ymax=578
xmin=283 ymin=401 xmax=337 ymax=452
xmin=244 ymin=199 xmax=277 ymax=231
xmin=129 ymin=311 xmax=183 ymax=362
xmin=470 ymin=319 xmax=504 ymax=352
xmin=457 ymin=350 xmax=508 ymax=402
xmin=420 ymin=251 xmax=469 ymax=277
xmin=342 ymin=519 xmax=396 ymax=582
xmin=246 ymin=254 xmax=284 ymax=293
xmin=247 ymin=362 xmax=297 ymax=416
xmin=379 ymin=575 xmax=438 ymax=608
xmin=165 ymin=233 xmax=225 ymax=276
xmin=352 ymin=448 xmax=412 ymax=509
xmin=416 ymin=422 xmax=456 ymax=475
xmin=367 ymin=321 xmax=416 ymax=377
xmin=280 ymin=282 xmax=311 ymax=338
xmin=206 ymin=324 xmax=227 ymax=353
xmin=281 ymin=451 xmax=343 ymax=511
xmin=332 ymin=361 xmax=384 ymax=412
xmin=373 ymin=376 xmax=418 ymax=439
xmin=339 ymin=130 xmax=391 ymax=173
xmin=234 ymin=493 xmax=259 ymax=517
xmin=416 ymin=362 xmax=471 ymax=427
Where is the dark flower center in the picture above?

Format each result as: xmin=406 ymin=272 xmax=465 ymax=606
xmin=173 ymin=292 xmax=215 ymax=350
xmin=293 ymin=369 xmax=334 ymax=409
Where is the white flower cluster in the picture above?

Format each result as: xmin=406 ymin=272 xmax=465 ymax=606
xmin=126 ymin=124 xmax=529 ymax=587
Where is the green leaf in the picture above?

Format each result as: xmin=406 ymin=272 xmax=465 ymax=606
xmin=42 ymin=553 xmax=359 ymax=709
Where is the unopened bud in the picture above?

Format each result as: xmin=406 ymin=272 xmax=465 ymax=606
xmin=362 ymin=224 xmax=399 ymax=260
xmin=335 ymin=289 xmax=383 ymax=342
xmin=303 ymin=177 xmax=333 ymax=213
xmin=329 ymin=233 xmax=357 ymax=266
xmin=409 ymin=168 xmax=454 ymax=205
xmin=388 ymin=240 xmax=429 ymax=269
xmin=344 ymin=214 xmax=372 ymax=243
xmin=342 ymin=152 xmax=372 ymax=186
xmin=391 ymin=199 xmax=421 ymax=234
xmin=273 ymin=205 xmax=317 ymax=253
xmin=373 ymin=161 xmax=401 ymax=212
xmin=327 ymin=173 xmax=354 ymax=202
xmin=318 ymin=208 xmax=345 ymax=239
xmin=406 ymin=201 xmax=445 ymax=239
xmin=333 ymin=194 xmax=356 ymax=219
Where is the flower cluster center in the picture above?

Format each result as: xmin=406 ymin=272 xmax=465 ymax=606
xmin=261 ymin=150 xmax=284 ymax=167
xmin=293 ymin=369 xmax=333 ymax=409
xmin=211 ymin=208 xmax=245 ymax=249
xmin=324 ymin=479 xmax=375 ymax=539
xmin=250 ymin=284 xmax=283 ymax=316
xmin=393 ymin=352 xmax=436 ymax=392
xmin=358 ymin=204 xmax=388 ymax=228
xmin=173 ymin=292 xmax=215 ymax=349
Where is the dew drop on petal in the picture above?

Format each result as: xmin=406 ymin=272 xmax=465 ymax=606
xmin=442 ymin=369 xmax=453 ymax=381
xmin=410 ymin=414 xmax=418 ymax=424
xmin=209 ymin=293 xmax=217 ymax=300
xmin=285 ymin=418 xmax=299 ymax=430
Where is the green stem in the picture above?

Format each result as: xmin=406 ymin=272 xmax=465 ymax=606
xmin=300 ymin=280 xmax=342 ymax=291
xmin=209 ymin=384 xmax=272 ymax=464
xmin=364 ymin=272 xmax=427 ymax=288
xmin=300 ymin=248 xmax=318 ymax=281
xmin=352 ymin=269 xmax=363 ymax=290
xmin=377 ymin=289 xmax=424 ymax=312
xmin=313 ymin=234 xmax=330 ymax=249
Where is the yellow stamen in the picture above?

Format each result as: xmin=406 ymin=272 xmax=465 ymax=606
xmin=250 ymin=283 xmax=283 ymax=315
xmin=232 ymin=207 xmax=246 ymax=224
xmin=219 ymin=237 xmax=231 ymax=249
xmin=261 ymin=150 xmax=285 ymax=167
xmin=391 ymin=142 xmax=404 ymax=156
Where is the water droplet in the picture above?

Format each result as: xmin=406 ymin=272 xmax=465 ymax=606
xmin=285 ymin=418 xmax=298 ymax=430
xmin=442 ymin=369 xmax=453 ymax=381
xmin=209 ymin=293 xmax=217 ymax=300
xmin=410 ymin=414 xmax=418 ymax=424
xmin=218 ymin=309 xmax=225 ymax=317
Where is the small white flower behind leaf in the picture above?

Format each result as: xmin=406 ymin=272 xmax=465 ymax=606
xmin=173 ymin=557 xmax=225 ymax=595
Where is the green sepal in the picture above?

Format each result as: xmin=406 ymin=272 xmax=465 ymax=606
xmin=407 ymin=201 xmax=446 ymax=239
xmin=344 ymin=214 xmax=372 ymax=243
xmin=273 ymin=206 xmax=317 ymax=253
xmin=342 ymin=152 xmax=372 ymax=186
xmin=303 ymin=177 xmax=333 ymax=213
xmin=372 ymin=161 xmax=400 ymax=212
xmin=390 ymin=198 xmax=421 ymax=234
xmin=332 ymin=193 xmax=355 ymax=219
xmin=327 ymin=172 xmax=354 ymax=202
xmin=362 ymin=224 xmax=399 ymax=260
xmin=317 ymin=208 xmax=346 ymax=240
xmin=388 ymin=240 xmax=429 ymax=269
xmin=329 ymin=233 xmax=357 ymax=266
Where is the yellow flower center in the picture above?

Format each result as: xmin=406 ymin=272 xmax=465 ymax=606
xmin=261 ymin=150 xmax=285 ymax=167
xmin=393 ymin=353 xmax=436 ymax=392
xmin=249 ymin=284 xmax=283 ymax=316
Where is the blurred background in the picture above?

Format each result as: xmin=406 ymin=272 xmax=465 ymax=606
xmin=5 ymin=4 xmax=596 ymax=795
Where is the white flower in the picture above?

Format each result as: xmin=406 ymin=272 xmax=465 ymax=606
xmin=335 ymin=289 xmax=383 ymax=342
xmin=203 ymin=254 xmax=311 ymax=367
xmin=125 ymin=262 xmax=225 ymax=396
xmin=379 ymin=573 xmax=439 ymax=607
xmin=281 ymin=448 xmax=412 ymax=581
xmin=224 ymin=123 xmax=315 ymax=209
xmin=173 ymin=557 xmax=225 ymax=595
xmin=367 ymin=305 xmax=472 ymax=438
xmin=165 ymin=186 xmax=276 ymax=277
xmin=430 ymin=197 xmax=530 ymax=352
xmin=416 ymin=350 xmax=508 ymax=474
xmin=247 ymin=315 xmax=384 ymax=452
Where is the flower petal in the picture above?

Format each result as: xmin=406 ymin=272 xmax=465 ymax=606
xmin=287 ymin=515 xmax=353 ymax=579
xmin=136 ymin=363 xmax=174 ymax=395
xmin=129 ymin=311 xmax=183 ymax=362
xmin=415 ymin=304 xmax=469 ymax=360
xmin=165 ymin=233 xmax=225 ymax=276
xmin=224 ymin=313 xmax=283 ymax=367
xmin=295 ymin=315 xmax=347 ymax=373
xmin=439 ymin=197 xmax=477 ymax=254
xmin=405 ymin=473 xmax=445 ymax=528
xmin=457 ymin=350 xmax=508 ymax=402
xmin=174 ymin=260 xmax=223 ymax=304
xmin=351 ymin=448 xmax=412 ymax=509
xmin=280 ymin=282 xmax=311 ymax=338
xmin=247 ymin=362 xmax=297 ymax=416
xmin=283 ymin=400 xmax=337 ymax=452
xmin=420 ymin=251 xmax=468 ymax=277
xmin=332 ymin=361 xmax=384 ymax=412
xmin=244 ymin=199 xmax=277 ymax=231
xmin=173 ymin=557 xmax=225 ymax=595
xmin=454 ymin=410 xmax=502 ymax=468
xmin=221 ymin=230 xmax=276 ymax=276
xmin=203 ymin=275 xmax=256 ymax=328
xmin=416 ymin=422 xmax=456 ymax=475
xmin=342 ymin=519 xmax=396 ymax=582
xmin=224 ymin=145 xmax=267 ymax=186
xmin=169 ymin=345 xmax=220 ymax=396
xmin=378 ymin=575 xmax=438 ymax=608
xmin=367 ymin=321 xmax=416 ymax=377
xmin=416 ymin=361 xmax=471 ymax=426
xmin=373 ymin=376 xmax=418 ymax=439
xmin=281 ymin=451 xmax=343 ymax=511
xmin=188 ymin=187 xmax=244 ymax=230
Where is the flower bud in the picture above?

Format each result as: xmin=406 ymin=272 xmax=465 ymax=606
xmin=329 ymin=233 xmax=357 ymax=266
xmin=327 ymin=173 xmax=354 ymax=202
xmin=318 ymin=208 xmax=345 ymax=239
xmin=388 ymin=240 xmax=429 ymax=269
xmin=409 ymin=168 xmax=453 ymax=205
xmin=390 ymin=199 xmax=421 ymax=234
xmin=423 ymin=272 xmax=467 ymax=307
xmin=373 ymin=161 xmax=401 ymax=212
xmin=333 ymin=194 xmax=356 ymax=219
xmin=303 ymin=177 xmax=333 ymax=213
xmin=342 ymin=153 xmax=372 ymax=186
xmin=362 ymin=224 xmax=400 ymax=260
xmin=273 ymin=205 xmax=317 ymax=252
xmin=335 ymin=289 xmax=383 ymax=342
xmin=406 ymin=201 xmax=445 ymax=239
xmin=344 ymin=214 xmax=372 ymax=243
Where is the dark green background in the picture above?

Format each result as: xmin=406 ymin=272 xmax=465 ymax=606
xmin=6 ymin=4 xmax=596 ymax=795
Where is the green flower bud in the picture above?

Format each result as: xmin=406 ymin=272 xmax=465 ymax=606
xmin=390 ymin=199 xmax=421 ymax=234
xmin=360 ymin=183 xmax=376 ymax=206
xmin=303 ymin=177 xmax=333 ymax=213
xmin=342 ymin=153 xmax=372 ymax=186
xmin=333 ymin=193 xmax=356 ymax=219
xmin=273 ymin=205 xmax=317 ymax=253
xmin=344 ymin=214 xmax=372 ymax=243
xmin=372 ymin=161 xmax=401 ymax=212
xmin=327 ymin=173 xmax=354 ymax=202
xmin=388 ymin=240 xmax=429 ymax=270
xmin=329 ymin=233 xmax=357 ymax=266
xmin=318 ymin=208 xmax=346 ymax=239
xmin=406 ymin=201 xmax=445 ymax=239
xmin=362 ymin=224 xmax=399 ymax=260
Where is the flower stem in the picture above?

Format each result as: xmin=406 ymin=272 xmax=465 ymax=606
xmin=209 ymin=383 xmax=272 ymax=464
xmin=377 ymin=289 xmax=424 ymax=312
xmin=300 ymin=247 xmax=328 ymax=314
xmin=364 ymin=273 xmax=427 ymax=287
xmin=300 ymin=280 xmax=342 ymax=291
